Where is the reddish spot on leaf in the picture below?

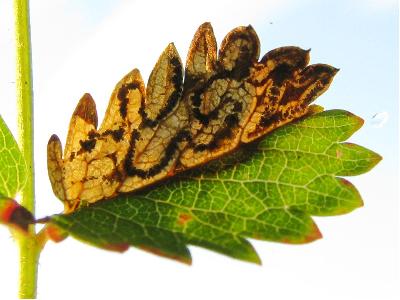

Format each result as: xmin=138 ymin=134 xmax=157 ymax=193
xmin=167 ymin=169 xmax=176 ymax=177
xmin=0 ymin=200 xmax=16 ymax=222
xmin=345 ymin=142 xmax=356 ymax=148
xmin=0 ymin=198 xmax=34 ymax=233
xmin=46 ymin=223 xmax=68 ymax=242
xmin=177 ymin=213 xmax=192 ymax=225
xmin=336 ymin=149 xmax=343 ymax=159
xmin=139 ymin=245 xmax=192 ymax=265
xmin=101 ymin=243 xmax=130 ymax=253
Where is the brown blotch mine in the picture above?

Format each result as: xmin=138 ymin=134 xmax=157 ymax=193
xmin=73 ymin=93 xmax=98 ymax=127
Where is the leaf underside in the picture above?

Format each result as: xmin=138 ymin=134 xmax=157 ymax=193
xmin=50 ymin=110 xmax=381 ymax=264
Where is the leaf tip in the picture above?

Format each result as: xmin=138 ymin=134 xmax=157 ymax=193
xmin=345 ymin=110 xmax=365 ymax=130
xmin=73 ymin=93 xmax=98 ymax=128
xmin=370 ymin=152 xmax=383 ymax=168
xmin=306 ymin=222 xmax=323 ymax=242
xmin=139 ymin=245 xmax=192 ymax=265
xmin=333 ymin=66 xmax=340 ymax=74
xmin=354 ymin=115 xmax=364 ymax=129
xmin=236 ymin=238 xmax=262 ymax=265
xmin=252 ymin=254 xmax=262 ymax=266
xmin=338 ymin=178 xmax=364 ymax=210
xmin=48 ymin=134 xmax=61 ymax=145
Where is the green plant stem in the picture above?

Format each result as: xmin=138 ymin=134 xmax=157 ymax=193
xmin=14 ymin=0 xmax=38 ymax=298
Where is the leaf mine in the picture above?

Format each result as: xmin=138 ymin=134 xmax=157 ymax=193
xmin=47 ymin=23 xmax=338 ymax=212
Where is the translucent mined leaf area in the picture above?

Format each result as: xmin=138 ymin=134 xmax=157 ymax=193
xmin=50 ymin=110 xmax=381 ymax=264
xmin=0 ymin=115 xmax=27 ymax=198
xmin=47 ymin=22 xmax=338 ymax=212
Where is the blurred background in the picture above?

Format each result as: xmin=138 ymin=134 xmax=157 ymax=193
xmin=0 ymin=0 xmax=398 ymax=299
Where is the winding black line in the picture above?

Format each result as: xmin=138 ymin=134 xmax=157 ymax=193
xmin=184 ymin=32 xmax=257 ymax=126
xmin=79 ymin=138 xmax=96 ymax=153
xmin=188 ymin=59 xmax=253 ymax=126
xmin=193 ymin=112 xmax=240 ymax=152
xmin=123 ymin=129 xmax=191 ymax=179
xmin=117 ymin=82 xmax=140 ymax=119
xmin=153 ymin=57 xmax=183 ymax=123
xmin=101 ymin=127 xmax=125 ymax=142
xmin=78 ymin=127 xmax=125 ymax=155
xmin=139 ymin=57 xmax=183 ymax=128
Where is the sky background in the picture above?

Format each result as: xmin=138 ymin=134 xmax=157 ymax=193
xmin=0 ymin=0 xmax=398 ymax=299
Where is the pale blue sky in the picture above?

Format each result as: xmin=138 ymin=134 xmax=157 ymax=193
xmin=29 ymin=0 xmax=400 ymax=169
xmin=0 ymin=1 xmax=398 ymax=299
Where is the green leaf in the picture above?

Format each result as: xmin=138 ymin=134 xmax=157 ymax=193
xmin=0 ymin=115 xmax=27 ymax=198
xmin=0 ymin=116 xmax=30 ymax=233
xmin=49 ymin=110 xmax=381 ymax=264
